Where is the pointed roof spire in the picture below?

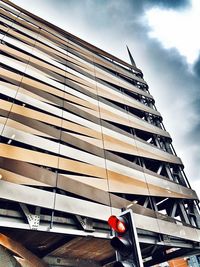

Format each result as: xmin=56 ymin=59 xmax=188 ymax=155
xmin=126 ymin=45 xmax=136 ymax=68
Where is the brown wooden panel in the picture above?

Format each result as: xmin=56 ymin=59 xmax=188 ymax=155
xmin=50 ymin=236 xmax=114 ymax=261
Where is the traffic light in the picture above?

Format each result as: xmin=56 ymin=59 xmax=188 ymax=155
xmin=108 ymin=209 xmax=143 ymax=267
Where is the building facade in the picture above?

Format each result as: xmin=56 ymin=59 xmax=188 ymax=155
xmin=0 ymin=0 xmax=200 ymax=266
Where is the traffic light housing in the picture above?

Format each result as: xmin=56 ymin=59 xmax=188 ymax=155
xmin=108 ymin=209 xmax=143 ymax=267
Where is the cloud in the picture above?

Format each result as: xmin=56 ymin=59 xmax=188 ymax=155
xmin=145 ymin=0 xmax=200 ymax=64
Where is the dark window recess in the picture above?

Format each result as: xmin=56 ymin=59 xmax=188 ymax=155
xmin=0 ymin=92 xmax=13 ymax=103
xmin=142 ymin=158 xmax=162 ymax=173
xmin=145 ymin=114 xmax=163 ymax=126
xmin=0 ymin=200 xmax=20 ymax=213
xmin=135 ymin=72 xmax=143 ymax=79
xmin=139 ymin=96 xmax=154 ymax=108
xmin=135 ymin=129 xmax=153 ymax=142
xmin=160 ymin=166 xmax=170 ymax=178
xmin=152 ymin=118 xmax=163 ymax=128
xmin=50 ymin=209 xmax=77 ymax=222
xmin=136 ymin=81 xmax=149 ymax=91
xmin=157 ymin=137 xmax=173 ymax=154
xmin=0 ymin=30 xmax=6 ymax=37
xmin=170 ymin=166 xmax=187 ymax=186
xmin=0 ymin=136 xmax=8 ymax=143
xmin=127 ymin=106 xmax=145 ymax=119
xmin=139 ymin=196 xmax=155 ymax=208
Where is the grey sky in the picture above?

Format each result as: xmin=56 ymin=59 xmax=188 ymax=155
xmin=12 ymin=0 xmax=200 ymax=197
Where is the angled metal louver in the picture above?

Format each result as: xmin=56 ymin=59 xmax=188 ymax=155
xmin=0 ymin=0 xmax=200 ymax=266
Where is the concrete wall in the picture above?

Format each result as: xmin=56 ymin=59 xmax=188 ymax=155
xmin=0 ymin=245 xmax=21 ymax=267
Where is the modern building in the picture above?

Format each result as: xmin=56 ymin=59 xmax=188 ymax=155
xmin=188 ymin=255 xmax=200 ymax=267
xmin=0 ymin=0 xmax=200 ymax=266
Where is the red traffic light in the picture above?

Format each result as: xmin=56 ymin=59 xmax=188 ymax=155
xmin=108 ymin=215 xmax=127 ymax=234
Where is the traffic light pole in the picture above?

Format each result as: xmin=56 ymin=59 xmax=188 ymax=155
xmin=108 ymin=209 xmax=144 ymax=267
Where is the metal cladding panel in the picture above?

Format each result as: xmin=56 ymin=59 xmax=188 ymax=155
xmin=0 ymin=0 xmax=200 ymax=263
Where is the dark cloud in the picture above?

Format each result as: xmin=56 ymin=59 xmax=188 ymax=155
xmin=190 ymin=123 xmax=200 ymax=142
xmin=126 ymin=0 xmax=190 ymax=12
xmin=187 ymin=56 xmax=200 ymax=146
xmin=186 ymin=96 xmax=200 ymax=145
xmin=193 ymin=97 xmax=200 ymax=113
xmin=193 ymin=54 xmax=200 ymax=77
xmin=144 ymin=0 xmax=190 ymax=9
